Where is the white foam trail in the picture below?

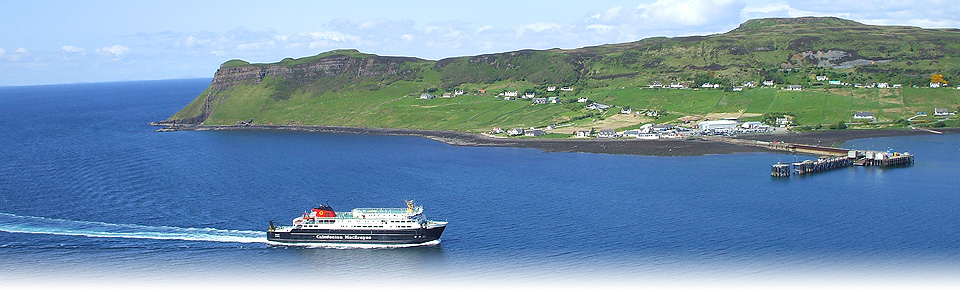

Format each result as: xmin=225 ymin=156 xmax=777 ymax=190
xmin=0 ymin=213 xmax=265 ymax=243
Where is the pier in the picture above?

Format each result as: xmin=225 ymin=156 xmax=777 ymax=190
xmin=770 ymin=147 xmax=913 ymax=177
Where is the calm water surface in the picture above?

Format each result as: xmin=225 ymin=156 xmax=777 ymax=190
xmin=1 ymin=79 xmax=959 ymax=286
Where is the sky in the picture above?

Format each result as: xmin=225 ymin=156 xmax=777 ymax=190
xmin=2 ymin=0 xmax=960 ymax=86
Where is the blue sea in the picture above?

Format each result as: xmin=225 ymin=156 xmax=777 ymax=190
xmin=1 ymin=79 xmax=959 ymax=288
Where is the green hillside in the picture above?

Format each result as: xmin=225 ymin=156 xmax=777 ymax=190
xmin=168 ymin=17 xmax=960 ymax=133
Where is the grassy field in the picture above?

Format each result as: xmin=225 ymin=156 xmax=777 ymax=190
xmin=191 ymin=74 xmax=960 ymax=133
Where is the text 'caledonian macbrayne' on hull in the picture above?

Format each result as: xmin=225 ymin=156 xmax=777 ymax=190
xmin=267 ymin=201 xmax=447 ymax=244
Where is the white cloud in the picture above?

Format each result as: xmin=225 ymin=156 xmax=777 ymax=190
xmin=96 ymin=45 xmax=130 ymax=57
xmin=515 ymin=22 xmax=562 ymax=34
xmin=62 ymin=45 xmax=85 ymax=53
xmin=236 ymin=40 xmax=275 ymax=51
xmin=0 ymin=48 xmax=5 ymax=57
xmin=587 ymin=24 xmax=615 ymax=33
xmin=15 ymin=47 xmax=28 ymax=54
xmin=634 ymin=0 xmax=746 ymax=28
xmin=476 ymin=25 xmax=492 ymax=33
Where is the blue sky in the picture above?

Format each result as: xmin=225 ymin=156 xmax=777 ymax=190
xmin=2 ymin=0 xmax=959 ymax=86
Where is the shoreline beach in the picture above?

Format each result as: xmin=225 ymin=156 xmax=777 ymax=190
xmin=151 ymin=123 xmax=959 ymax=156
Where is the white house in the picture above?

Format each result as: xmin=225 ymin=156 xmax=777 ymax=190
xmin=524 ymin=130 xmax=544 ymax=137
xmin=547 ymin=86 xmax=557 ymax=92
xmin=503 ymin=96 xmax=517 ymax=100
xmin=419 ymin=93 xmax=434 ymax=99
xmin=776 ymin=117 xmax=792 ymax=126
xmin=503 ymin=91 xmax=519 ymax=97
xmin=575 ymin=130 xmax=591 ymax=138
xmin=649 ymin=81 xmax=663 ymax=88
xmin=532 ymin=97 xmax=547 ymax=104
xmin=934 ymin=108 xmax=949 ymax=116
xmin=892 ymin=84 xmax=902 ymax=88
xmin=620 ymin=107 xmax=632 ymax=114
xmin=597 ymin=129 xmax=616 ymax=138
xmin=853 ymin=111 xmax=875 ymax=121
xmin=877 ymin=83 xmax=889 ymax=88
xmin=763 ymin=80 xmax=775 ymax=86
xmin=548 ymin=97 xmax=561 ymax=104
xmin=816 ymin=75 xmax=829 ymax=81
xmin=743 ymin=81 xmax=756 ymax=88
xmin=442 ymin=92 xmax=454 ymax=98
xmin=523 ymin=92 xmax=536 ymax=99
xmin=930 ymin=82 xmax=942 ymax=88
xmin=560 ymin=87 xmax=574 ymax=91
xmin=586 ymin=103 xmax=611 ymax=111
xmin=785 ymin=85 xmax=802 ymax=91
xmin=669 ymin=83 xmax=685 ymax=89
xmin=454 ymin=90 xmax=465 ymax=96
xmin=732 ymin=86 xmax=743 ymax=91
xmin=577 ymin=97 xmax=589 ymax=103
xmin=741 ymin=121 xmax=763 ymax=129
xmin=507 ymin=128 xmax=524 ymax=136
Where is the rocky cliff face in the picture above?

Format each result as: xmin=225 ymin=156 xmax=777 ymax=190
xmin=210 ymin=55 xmax=421 ymax=91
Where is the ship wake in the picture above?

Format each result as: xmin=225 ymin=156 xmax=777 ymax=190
xmin=0 ymin=213 xmax=265 ymax=244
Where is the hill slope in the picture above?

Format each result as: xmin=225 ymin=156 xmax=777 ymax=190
xmin=167 ymin=17 xmax=960 ymax=132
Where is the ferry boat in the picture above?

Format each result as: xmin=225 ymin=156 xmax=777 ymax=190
xmin=267 ymin=201 xmax=447 ymax=244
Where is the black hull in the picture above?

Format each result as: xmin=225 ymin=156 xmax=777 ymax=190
xmin=267 ymin=226 xmax=445 ymax=244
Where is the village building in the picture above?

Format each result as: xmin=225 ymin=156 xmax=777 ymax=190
xmin=741 ymin=121 xmax=763 ymax=129
xmin=546 ymin=86 xmax=557 ymax=92
xmin=532 ymin=97 xmax=547 ymax=104
xmin=503 ymin=96 xmax=516 ymax=100
xmin=877 ymin=83 xmax=889 ymax=88
xmin=577 ymin=97 xmax=589 ymax=103
xmin=597 ymin=129 xmax=616 ymax=138
xmin=548 ymin=97 xmax=561 ymax=104
xmin=478 ymin=89 xmax=486 ymax=94
xmin=732 ymin=86 xmax=743 ymax=91
xmin=697 ymin=120 xmax=739 ymax=131
xmin=649 ymin=81 xmax=663 ymax=88
xmin=785 ymin=85 xmax=802 ymax=91
xmin=829 ymin=80 xmax=842 ymax=85
xmin=669 ymin=83 xmax=685 ymax=89
xmin=651 ymin=124 xmax=675 ymax=132
xmin=575 ymin=130 xmax=591 ymax=138
xmin=816 ymin=75 xmax=829 ymax=81
xmin=775 ymin=117 xmax=792 ymax=127
xmin=853 ymin=111 xmax=875 ymax=121
xmin=419 ymin=93 xmax=434 ymax=99
xmin=454 ymin=90 xmax=465 ymax=96
xmin=892 ymin=84 xmax=902 ymax=88
xmin=504 ymin=91 xmax=519 ymax=97
xmin=560 ymin=87 xmax=574 ymax=91
xmin=507 ymin=128 xmax=524 ymax=136
xmin=763 ymin=80 xmax=775 ymax=86
xmin=743 ymin=81 xmax=756 ymax=88
xmin=930 ymin=82 xmax=943 ymax=88
xmin=620 ymin=107 xmax=632 ymax=114
xmin=442 ymin=93 xmax=454 ymax=98
xmin=585 ymin=103 xmax=611 ymax=111
xmin=524 ymin=129 xmax=544 ymax=137
xmin=523 ymin=92 xmax=536 ymax=99
xmin=934 ymin=108 xmax=949 ymax=116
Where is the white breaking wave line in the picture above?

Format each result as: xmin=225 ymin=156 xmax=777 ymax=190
xmin=0 ymin=213 xmax=265 ymax=243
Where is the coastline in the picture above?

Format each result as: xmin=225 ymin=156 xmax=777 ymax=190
xmin=150 ymin=123 xmax=958 ymax=156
